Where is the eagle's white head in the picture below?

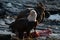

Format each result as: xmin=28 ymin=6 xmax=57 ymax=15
xmin=27 ymin=9 xmax=37 ymax=22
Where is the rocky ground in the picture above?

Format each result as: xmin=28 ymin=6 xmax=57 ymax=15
xmin=0 ymin=15 xmax=60 ymax=40
xmin=0 ymin=0 xmax=60 ymax=40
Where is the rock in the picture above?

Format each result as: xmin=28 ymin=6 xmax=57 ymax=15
xmin=0 ymin=34 xmax=11 ymax=40
xmin=0 ymin=19 xmax=6 ymax=25
xmin=0 ymin=30 xmax=15 ymax=40
xmin=6 ymin=3 xmax=13 ymax=8
xmin=4 ymin=16 xmax=15 ymax=25
xmin=48 ymin=14 xmax=60 ymax=21
xmin=2 ymin=2 xmax=22 ymax=16
xmin=0 ymin=9 xmax=6 ymax=18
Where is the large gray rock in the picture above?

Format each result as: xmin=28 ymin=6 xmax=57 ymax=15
xmin=0 ymin=19 xmax=6 ymax=25
xmin=4 ymin=16 xmax=15 ymax=25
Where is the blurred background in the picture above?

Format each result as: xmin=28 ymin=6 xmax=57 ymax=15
xmin=0 ymin=0 xmax=60 ymax=40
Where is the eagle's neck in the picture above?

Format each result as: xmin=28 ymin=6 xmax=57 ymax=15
xmin=27 ymin=10 xmax=37 ymax=22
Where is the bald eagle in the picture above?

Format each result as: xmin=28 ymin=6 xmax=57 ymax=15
xmin=16 ymin=2 xmax=45 ymax=23
xmin=10 ymin=10 xmax=38 ymax=39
